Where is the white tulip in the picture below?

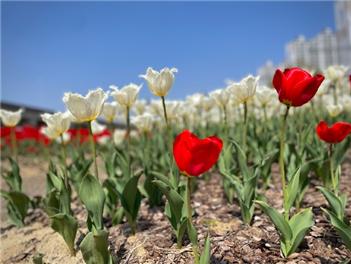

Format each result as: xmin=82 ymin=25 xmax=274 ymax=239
xmin=91 ymin=120 xmax=106 ymax=135
xmin=132 ymin=113 xmax=154 ymax=132
xmin=324 ymin=65 xmax=348 ymax=83
xmin=209 ymin=88 xmax=230 ymax=107
xmin=134 ymin=99 xmax=147 ymax=115
xmin=110 ymin=83 xmax=142 ymax=108
xmin=63 ymin=88 xmax=108 ymax=122
xmin=341 ymin=96 xmax=351 ymax=112
xmin=0 ymin=108 xmax=23 ymax=127
xmin=101 ymin=102 xmax=119 ymax=123
xmin=186 ymin=93 xmax=205 ymax=109
xmin=113 ymin=129 xmax=125 ymax=145
xmin=139 ymin=67 xmax=178 ymax=97
xmin=326 ymin=103 xmax=343 ymax=117
xmin=41 ymin=111 xmax=71 ymax=137
xmin=55 ymin=132 xmax=71 ymax=144
xmin=255 ymin=86 xmax=276 ymax=107
xmin=229 ymin=75 xmax=259 ymax=105
xmin=316 ymin=79 xmax=331 ymax=96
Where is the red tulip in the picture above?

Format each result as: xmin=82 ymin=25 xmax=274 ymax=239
xmin=173 ymin=130 xmax=223 ymax=177
xmin=272 ymin=67 xmax=324 ymax=107
xmin=316 ymin=121 xmax=351 ymax=144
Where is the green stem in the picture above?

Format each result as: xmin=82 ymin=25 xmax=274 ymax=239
xmin=223 ymin=105 xmax=228 ymax=139
xmin=243 ymin=102 xmax=248 ymax=152
xmin=161 ymin=96 xmax=169 ymax=127
xmin=88 ymin=121 xmax=99 ymax=179
xmin=263 ymin=106 xmax=268 ymax=123
xmin=329 ymin=144 xmax=338 ymax=195
xmin=10 ymin=127 xmax=18 ymax=162
xmin=60 ymin=134 xmax=68 ymax=188
xmin=279 ymin=105 xmax=290 ymax=221
xmin=186 ymin=177 xmax=199 ymax=264
xmin=126 ymin=106 xmax=131 ymax=177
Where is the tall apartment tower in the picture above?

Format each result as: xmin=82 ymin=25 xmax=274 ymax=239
xmin=335 ymin=0 xmax=351 ymax=66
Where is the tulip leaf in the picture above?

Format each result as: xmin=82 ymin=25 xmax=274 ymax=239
xmin=153 ymin=180 xmax=185 ymax=225
xmin=322 ymin=208 xmax=351 ymax=250
xmin=255 ymin=200 xmax=292 ymax=242
xmin=80 ymin=230 xmax=112 ymax=264
xmin=283 ymin=208 xmax=314 ymax=256
xmin=2 ymin=158 xmax=22 ymax=192
xmin=79 ymin=174 xmax=105 ymax=231
xmin=0 ymin=190 xmax=30 ymax=227
xmin=318 ymin=187 xmax=345 ymax=220
xmin=230 ymin=139 xmax=250 ymax=179
xmin=119 ymin=171 xmax=142 ymax=233
xmin=285 ymin=168 xmax=300 ymax=211
xmin=187 ymin=218 xmax=198 ymax=247
xmin=44 ymin=189 xmax=60 ymax=217
xmin=51 ymin=213 xmax=78 ymax=255
xmin=199 ymin=235 xmax=211 ymax=264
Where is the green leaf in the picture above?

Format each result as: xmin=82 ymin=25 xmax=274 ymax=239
xmin=199 ymin=235 xmax=211 ymax=264
xmin=79 ymin=174 xmax=105 ymax=231
xmin=80 ymin=230 xmax=112 ymax=264
xmin=119 ymin=171 xmax=142 ymax=231
xmin=322 ymin=208 xmax=351 ymax=250
xmin=153 ymin=180 xmax=184 ymax=223
xmin=230 ymin=139 xmax=250 ymax=179
xmin=285 ymin=168 xmax=300 ymax=210
xmin=318 ymin=187 xmax=345 ymax=220
xmin=0 ymin=190 xmax=30 ymax=227
xmin=187 ymin=219 xmax=198 ymax=247
xmin=51 ymin=213 xmax=78 ymax=255
xmin=255 ymin=200 xmax=292 ymax=242
xmin=285 ymin=208 xmax=314 ymax=256
xmin=44 ymin=189 xmax=60 ymax=217
xmin=2 ymin=158 xmax=22 ymax=191
xmin=32 ymin=253 xmax=44 ymax=264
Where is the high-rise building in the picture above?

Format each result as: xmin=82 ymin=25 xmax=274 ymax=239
xmin=258 ymin=0 xmax=350 ymax=85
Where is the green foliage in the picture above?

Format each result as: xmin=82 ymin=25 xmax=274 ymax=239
xmin=199 ymin=235 xmax=211 ymax=264
xmin=80 ymin=230 xmax=113 ymax=264
xmin=0 ymin=190 xmax=30 ymax=227
xmin=51 ymin=213 xmax=78 ymax=255
xmin=256 ymin=201 xmax=314 ymax=257
xmin=79 ymin=174 xmax=106 ymax=231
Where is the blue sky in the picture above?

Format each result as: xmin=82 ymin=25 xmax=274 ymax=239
xmin=2 ymin=1 xmax=334 ymax=111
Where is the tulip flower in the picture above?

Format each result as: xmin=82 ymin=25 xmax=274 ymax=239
xmin=110 ymin=83 xmax=142 ymax=108
xmin=324 ymin=65 xmax=348 ymax=83
xmin=0 ymin=108 xmax=23 ymax=127
xmin=133 ymin=99 xmax=147 ymax=115
xmin=316 ymin=121 xmax=351 ymax=195
xmin=173 ymin=130 xmax=222 ymax=262
xmin=132 ymin=113 xmax=154 ymax=133
xmin=63 ymin=88 xmax=107 ymax=123
xmin=173 ymin=130 xmax=223 ymax=177
xmin=229 ymin=75 xmax=259 ymax=105
xmin=101 ymin=102 xmax=120 ymax=124
xmin=273 ymin=67 xmax=325 ymax=107
xmin=209 ymin=88 xmax=231 ymax=127
xmin=272 ymin=67 xmax=324 ymax=220
xmin=110 ymin=83 xmax=141 ymax=137
xmin=324 ymin=65 xmax=348 ymax=104
xmin=316 ymin=121 xmax=351 ymax=144
xmin=326 ymin=103 xmax=343 ymax=117
xmin=41 ymin=111 xmax=71 ymax=139
xmin=0 ymin=108 xmax=23 ymax=161
xmin=63 ymin=88 xmax=108 ymax=179
xmin=139 ymin=67 xmax=178 ymax=98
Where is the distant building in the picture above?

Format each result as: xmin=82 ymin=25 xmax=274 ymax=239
xmin=285 ymin=0 xmax=350 ymax=70
xmin=258 ymin=0 xmax=351 ymax=84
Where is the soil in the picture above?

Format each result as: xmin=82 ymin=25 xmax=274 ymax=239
xmin=1 ymin=155 xmax=351 ymax=264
